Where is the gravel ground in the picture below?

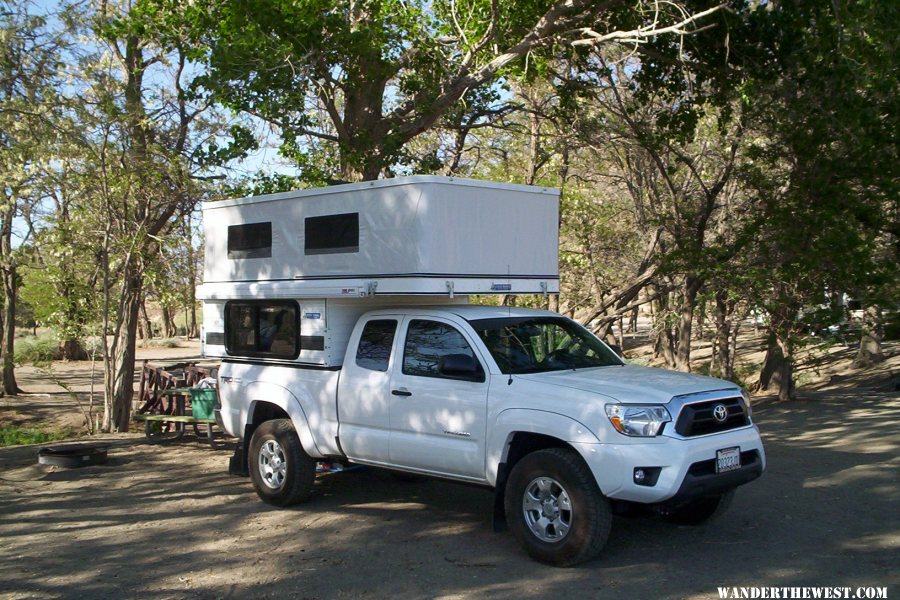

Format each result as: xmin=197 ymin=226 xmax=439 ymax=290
xmin=0 ymin=345 xmax=897 ymax=599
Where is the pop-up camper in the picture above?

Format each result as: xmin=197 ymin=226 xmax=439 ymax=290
xmin=199 ymin=176 xmax=560 ymax=365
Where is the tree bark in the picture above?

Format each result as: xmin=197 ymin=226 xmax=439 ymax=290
xmin=161 ymin=305 xmax=174 ymax=338
xmin=103 ymin=267 xmax=142 ymax=432
xmin=675 ymin=276 xmax=703 ymax=372
xmin=714 ymin=290 xmax=733 ymax=380
xmin=61 ymin=340 xmax=88 ymax=361
xmin=0 ymin=264 xmax=19 ymax=395
xmin=757 ymin=327 xmax=794 ymax=401
xmin=140 ymin=299 xmax=153 ymax=340
xmin=0 ymin=202 xmax=19 ymax=396
xmin=854 ymin=305 xmax=885 ymax=367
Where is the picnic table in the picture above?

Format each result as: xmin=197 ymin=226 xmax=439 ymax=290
xmin=134 ymin=387 xmax=222 ymax=447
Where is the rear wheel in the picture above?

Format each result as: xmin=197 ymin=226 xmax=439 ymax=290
xmin=505 ymin=448 xmax=611 ymax=567
xmin=661 ymin=491 xmax=734 ymax=525
xmin=248 ymin=419 xmax=316 ymax=507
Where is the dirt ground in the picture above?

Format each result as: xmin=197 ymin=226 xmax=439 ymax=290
xmin=0 ymin=340 xmax=898 ymax=599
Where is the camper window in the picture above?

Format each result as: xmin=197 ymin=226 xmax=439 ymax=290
xmin=305 ymin=212 xmax=359 ymax=255
xmin=228 ymin=222 xmax=272 ymax=259
xmin=224 ymin=301 xmax=299 ymax=358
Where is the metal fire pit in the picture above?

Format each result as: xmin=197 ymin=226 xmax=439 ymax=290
xmin=37 ymin=444 xmax=110 ymax=468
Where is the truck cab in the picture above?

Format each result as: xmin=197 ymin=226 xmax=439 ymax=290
xmin=217 ymin=304 xmax=765 ymax=566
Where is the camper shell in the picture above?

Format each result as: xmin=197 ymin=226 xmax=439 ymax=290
xmin=199 ymin=176 xmax=560 ymax=366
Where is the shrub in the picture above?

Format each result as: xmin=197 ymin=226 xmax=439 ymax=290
xmin=14 ymin=334 xmax=63 ymax=366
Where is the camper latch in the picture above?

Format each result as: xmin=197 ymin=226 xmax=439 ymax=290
xmin=540 ymin=281 xmax=548 ymax=298
xmin=366 ymin=281 xmax=378 ymax=296
xmin=446 ymin=281 xmax=455 ymax=299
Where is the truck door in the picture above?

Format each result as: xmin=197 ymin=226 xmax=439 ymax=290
xmin=336 ymin=317 xmax=400 ymax=463
xmin=388 ymin=317 xmax=489 ymax=479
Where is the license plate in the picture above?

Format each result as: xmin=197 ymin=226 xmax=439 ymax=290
xmin=716 ymin=447 xmax=741 ymax=473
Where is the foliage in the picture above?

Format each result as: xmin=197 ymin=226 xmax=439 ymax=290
xmin=0 ymin=425 xmax=71 ymax=447
xmin=14 ymin=333 xmax=63 ymax=367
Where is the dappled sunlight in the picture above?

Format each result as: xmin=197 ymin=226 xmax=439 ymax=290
xmin=2 ymin=377 xmax=898 ymax=598
xmin=839 ymin=532 xmax=900 ymax=552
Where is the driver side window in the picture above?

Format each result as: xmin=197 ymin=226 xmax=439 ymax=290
xmin=402 ymin=320 xmax=482 ymax=380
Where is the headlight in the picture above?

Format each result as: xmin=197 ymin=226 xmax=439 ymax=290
xmin=605 ymin=404 xmax=671 ymax=437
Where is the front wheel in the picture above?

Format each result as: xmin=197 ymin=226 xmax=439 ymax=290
xmin=248 ymin=419 xmax=316 ymax=507
xmin=505 ymin=448 xmax=611 ymax=567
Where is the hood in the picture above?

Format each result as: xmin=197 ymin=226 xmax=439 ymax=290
xmin=516 ymin=364 xmax=739 ymax=405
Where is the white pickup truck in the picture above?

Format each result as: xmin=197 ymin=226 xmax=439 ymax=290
xmin=216 ymin=304 xmax=765 ymax=566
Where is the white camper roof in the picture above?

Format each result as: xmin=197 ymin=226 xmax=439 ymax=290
xmin=198 ymin=175 xmax=559 ymax=299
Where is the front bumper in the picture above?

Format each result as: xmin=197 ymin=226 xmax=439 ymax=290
xmin=571 ymin=424 xmax=766 ymax=503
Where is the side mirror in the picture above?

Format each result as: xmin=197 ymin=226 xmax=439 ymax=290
xmin=439 ymin=353 xmax=482 ymax=381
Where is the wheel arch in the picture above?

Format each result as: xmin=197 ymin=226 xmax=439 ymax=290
xmin=242 ymin=381 xmax=323 ymax=459
xmin=487 ymin=409 xmax=600 ymax=487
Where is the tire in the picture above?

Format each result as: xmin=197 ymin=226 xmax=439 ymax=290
xmin=248 ymin=419 xmax=316 ymax=507
xmin=661 ymin=490 xmax=734 ymax=526
xmin=504 ymin=448 xmax=611 ymax=567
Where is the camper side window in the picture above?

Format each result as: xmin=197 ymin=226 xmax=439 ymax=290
xmin=228 ymin=222 xmax=272 ymax=259
xmin=225 ymin=301 xmax=299 ymax=359
xmin=305 ymin=213 xmax=359 ymax=255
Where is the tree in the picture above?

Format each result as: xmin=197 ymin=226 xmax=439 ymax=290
xmin=0 ymin=1 xmax=65 ymax=393
xmin=189 ymin=0 xmax=725 ymax=182
xmin=737 ymin=1 xmax=898 ymax=400
xmin=56 ymin=0 xmax=252 ymax=430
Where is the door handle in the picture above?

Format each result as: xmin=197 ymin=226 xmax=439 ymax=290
xmin=391 ymin=389 xmax=412 ymax=397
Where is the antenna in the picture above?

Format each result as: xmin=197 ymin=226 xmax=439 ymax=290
xmin=507 ymin=264 xmax=511 ymax=319
xmin=507 ymin=264 xmax=513 ymax=386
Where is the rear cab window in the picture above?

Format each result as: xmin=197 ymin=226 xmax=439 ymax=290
xmin=356 ymin=319 xmax=398 ymax=371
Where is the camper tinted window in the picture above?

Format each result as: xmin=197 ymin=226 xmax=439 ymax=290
xmin=228 ymin=222 xmax=272 ymax=259
xmin=225 ymin=301 xmax=299 ymax=358
xmin=305 ymin=213 xmax=359 ymax=255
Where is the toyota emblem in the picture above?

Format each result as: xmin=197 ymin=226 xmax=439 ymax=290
xmin=712 ymin=403 xmax=729 ymax=423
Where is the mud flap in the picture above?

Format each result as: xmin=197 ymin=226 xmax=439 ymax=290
xmin=228 ymin=423 xmax=254 ymax=477
xmin=492 ymin=462 xmax=509 ymax=532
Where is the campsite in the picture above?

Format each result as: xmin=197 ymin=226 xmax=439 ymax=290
xmin=0 ymin=0 xmax=897 ymax=597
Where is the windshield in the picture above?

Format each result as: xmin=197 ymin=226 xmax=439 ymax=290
xmin=470 ymin=317 xmax=623 ymax=374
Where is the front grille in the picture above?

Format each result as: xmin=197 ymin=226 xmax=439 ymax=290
xmin=675 ymin=397 xmax=749 ymax=437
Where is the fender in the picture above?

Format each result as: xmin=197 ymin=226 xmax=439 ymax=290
xmin=485 ymin=408 xmax=601 ymax=487
xmin=242 ymin=381 xmax=324 ymax=459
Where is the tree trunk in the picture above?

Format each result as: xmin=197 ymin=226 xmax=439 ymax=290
xmin=0 ymin=264 xmax=19 ymax=395
xmin=756 ymin=329 xmax=780 ymax=392
xmin=675 ymin=276 xmax=702 ymax=372
xmin=186 ymin=212 xmax=199 ymax=339
xmin=103 ymin=269 xmax=142 ymax=432
xmin=140 ymin=299 xmax=153 ymax=340
xmin=61 ymin=340 xmax=88 ymax=361
xmin=854 ymin=305 xmax=885 ymax=367
xmin=0 ymin=202 xmax=18 ymax=396
xmin=651 ymin=287 xmax=676 ymax=368
xmin=757 ymin=327 xmax=794 ymax=401
xmin=774 ymin=334 xmax=795 ymax=402
xmin=161 ymin=305 xmax=175 ymax=338
xmin=525 ymin=109 xmax=541 ymax=185
xmin=714 ymin=291 xmax=733 ymax=380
